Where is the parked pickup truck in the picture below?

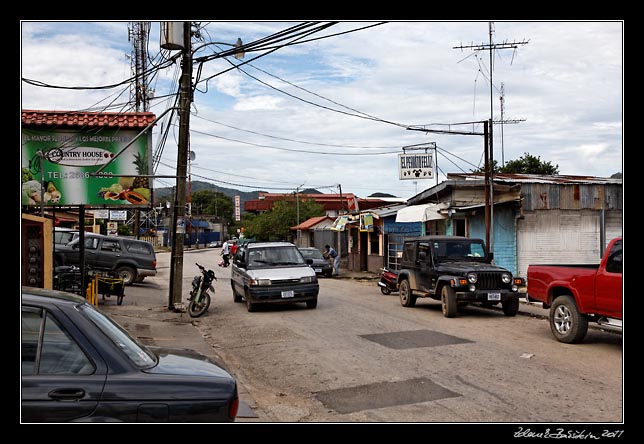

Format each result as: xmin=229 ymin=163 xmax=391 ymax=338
xmin=527 ymin=237 xmax=622 ymax=343
xmin=397 ymin=236 xmax=525 ymax=318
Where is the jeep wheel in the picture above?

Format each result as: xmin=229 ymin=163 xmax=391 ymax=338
xmin=399 ymin=280 xmax=416 ymax=307
xmin=116 ymin=266 xmax=136 ymax=286
xmin=441 ymin=286 xmax=457 ymax=318
xmin=550 ymin=295 xmax=588 ymax=343
xmin=502 ymin=298 xmax=519 ymax=316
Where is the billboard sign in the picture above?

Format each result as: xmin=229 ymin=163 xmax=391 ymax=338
xmin=21 ymin=128 xmax=152 ymax=207
xmin=234 ymin=195 xmax=241 ymax=222
xmin=399 ymin=152 xmax=434 ymax=180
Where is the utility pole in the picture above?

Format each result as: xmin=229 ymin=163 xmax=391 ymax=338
xmin=169 ymin=21 xmax=192 ymax=310
xmin=453 ymin=24 xmax=528 ymax=255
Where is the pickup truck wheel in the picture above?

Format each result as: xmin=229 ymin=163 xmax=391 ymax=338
xmin=441 ymin=286 xmax=457 ymax=318
xmin=116 ymin=266 xmax=136 ymax=286
xmin=502 ymin=298 xmax=519 ymax=316
xmin=399 ymin=280 xmax=416 ymax=307
xmin=550 ymin=295 xmax=588 ymax=343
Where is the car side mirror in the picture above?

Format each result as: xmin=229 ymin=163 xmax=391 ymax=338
xmin=488 ymin=252 xmax=494 ymax=260
xmin=305 ymin=258 xmax=313 ymax=265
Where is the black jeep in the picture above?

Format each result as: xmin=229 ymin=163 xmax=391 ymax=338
xmin=397 ymin=236 xmax=524 ymax=317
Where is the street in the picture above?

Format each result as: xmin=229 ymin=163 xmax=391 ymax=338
xmin=110 ymin=248 xmax=623 ymax=423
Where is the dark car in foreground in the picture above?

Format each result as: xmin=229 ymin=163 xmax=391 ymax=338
xmin=298 ymin=247 xmax=333 ymax=278
xmin=21 ymin=287 xmax=238 ymax=423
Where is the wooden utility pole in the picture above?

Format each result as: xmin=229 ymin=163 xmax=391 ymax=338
xmin=169 ymin=22 xmax=192 ymax=310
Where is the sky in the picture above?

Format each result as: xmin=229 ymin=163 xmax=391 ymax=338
xmin=20 ymin=21 xmax=623 ymax=200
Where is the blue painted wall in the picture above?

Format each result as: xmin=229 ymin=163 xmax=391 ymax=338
xmin=462 ymin=207 xmax=519 ymax=276
xmin=383 ymin=217 xmax=422 ymax=236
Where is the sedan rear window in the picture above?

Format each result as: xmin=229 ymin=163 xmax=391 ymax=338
xmin=79 ymin=304 xmax=156 ymax=367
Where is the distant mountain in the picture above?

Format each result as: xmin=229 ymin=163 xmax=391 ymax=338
xmin=153 ymin=181 xmax=262 ymax=211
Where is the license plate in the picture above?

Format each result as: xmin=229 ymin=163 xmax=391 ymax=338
xmin=281 ymin=290 xmax=294 ymax=298
xmin=487 ymin=292 xmax=501 ymax=301
xmin=314 ymin=268 xmax=322 ymax=273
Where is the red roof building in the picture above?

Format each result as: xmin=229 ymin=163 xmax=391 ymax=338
xmin=22 ymin=109 xmax=156 ymax=129
xmin=244 ymin=192 xmax=388 ymax=217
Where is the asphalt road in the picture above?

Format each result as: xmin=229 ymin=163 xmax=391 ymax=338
xmin=108 ymin=248 xmax=623 ymax=424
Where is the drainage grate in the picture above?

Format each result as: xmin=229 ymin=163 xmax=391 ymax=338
xmin=316 ymin=377 xmax=461 ymax=414
xmin=360 ymin=329 xmax=473 ymax=349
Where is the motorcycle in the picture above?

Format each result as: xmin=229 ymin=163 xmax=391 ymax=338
xmin=188 ymin=262 xmax=217 ymax=317
xmin=377 ymin=267 xmax=399 ymax=295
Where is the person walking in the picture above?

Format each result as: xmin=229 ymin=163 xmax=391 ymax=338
xmin=221 ymin=240 xmax=230 ymax=267
xmin=324 ymin=244 xmax=340 ymax=276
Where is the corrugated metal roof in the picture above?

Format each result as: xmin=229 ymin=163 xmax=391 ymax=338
xmin=370 ymin=203 xmax=409 ymax=217
xmin=447 ymin=172 xmax=622 ymax=185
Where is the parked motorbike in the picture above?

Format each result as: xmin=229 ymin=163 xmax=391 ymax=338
xmin=377 ymin=267 xmax=399 ymax=295
xmin=188 ymin=262 xmax=217 ymax=317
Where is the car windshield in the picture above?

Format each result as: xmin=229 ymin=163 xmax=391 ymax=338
xmin=434 ymin=240 xmax=487 ymax=260
xmin=248 ymin=246 xmax=306 ymax=267
xmin=78 ymin=303 xmax=156 ymax=368
xmin=299 ymin=249 xmax=324 ymax=260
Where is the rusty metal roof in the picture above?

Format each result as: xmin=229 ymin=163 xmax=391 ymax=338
xmin=446 ymin=172 xmax=622 ymax=185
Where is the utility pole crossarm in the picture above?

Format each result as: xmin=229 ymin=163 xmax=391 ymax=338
xmin=453 ymin=40 xmax=530 ymax=51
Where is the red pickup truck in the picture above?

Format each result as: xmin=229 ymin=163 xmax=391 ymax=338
xmin=527 ymin=237 xmax=622 ymax=343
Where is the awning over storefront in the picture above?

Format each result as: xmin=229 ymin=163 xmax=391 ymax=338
xmin=395 ymin=203 xmax=448 ymax=223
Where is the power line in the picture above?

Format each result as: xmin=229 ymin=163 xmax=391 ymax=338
xmin=187 ymin=126 xmax=400 ymax=156
xmin=191 ymin=114 xmax=398 ymax=150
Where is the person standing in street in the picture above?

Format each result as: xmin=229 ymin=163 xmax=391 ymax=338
xmin=221 ymin=240 xmax=230 ymax=267
xmin=324 ymin=244 xmax=340 ymax=276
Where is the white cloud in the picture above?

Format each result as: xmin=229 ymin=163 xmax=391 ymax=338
xmin=21 ymin=21 xmax=623 ymax=198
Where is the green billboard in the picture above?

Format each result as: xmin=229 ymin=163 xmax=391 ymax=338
xmin=21 ymin=128 xmax=152 ymax=207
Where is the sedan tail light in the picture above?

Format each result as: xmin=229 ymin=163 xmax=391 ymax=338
xmin=229 ymin=396 xmax=239 ymax=420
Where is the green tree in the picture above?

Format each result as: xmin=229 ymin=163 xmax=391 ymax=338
xmin=472 ymin=152 xmax=559 ymax=175
xmin=190 ymin=190 xmax=234 ymax=221
xmin=243 ymin=196 xmax=324 ymax=241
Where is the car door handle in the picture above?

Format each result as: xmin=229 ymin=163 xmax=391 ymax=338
xmin=48 ymin=388 xmax=86 ymax=401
